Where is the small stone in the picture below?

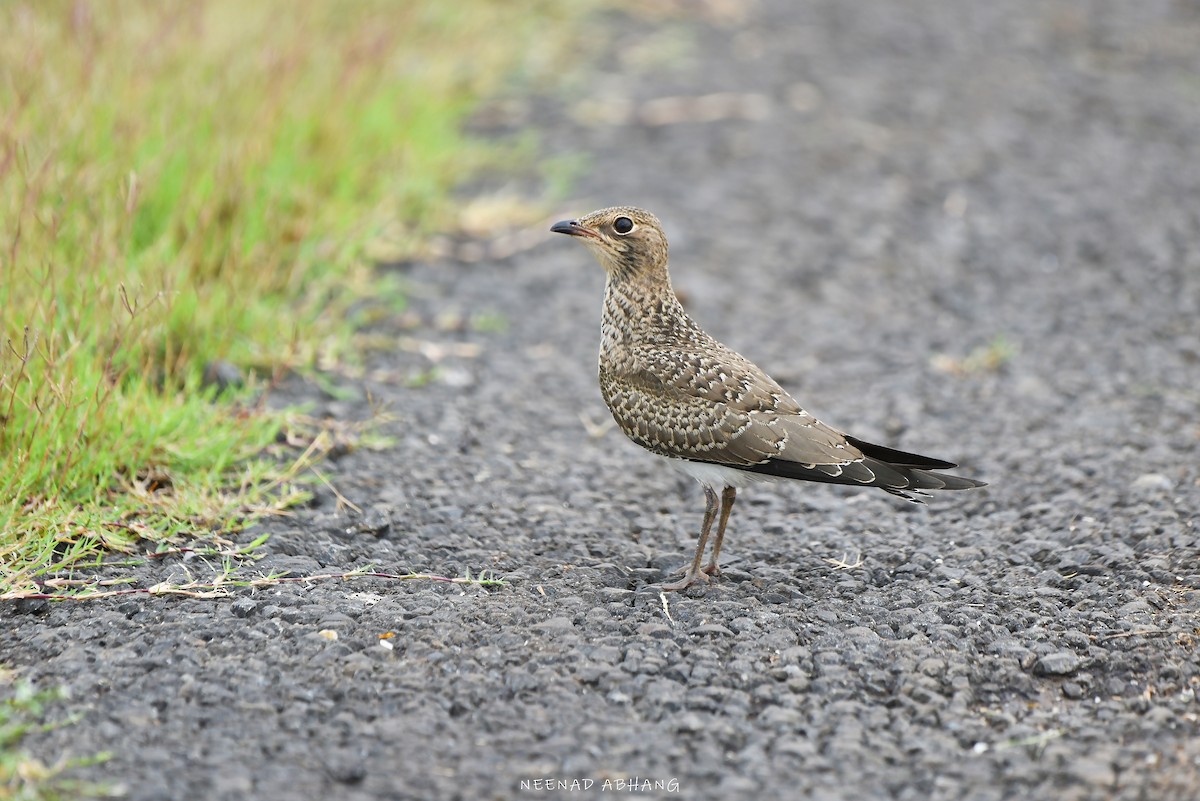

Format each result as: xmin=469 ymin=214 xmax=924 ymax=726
xmin=688 ymin=624 xmax=734 ymax=638
xmin=533 ymin=616 xmax=575 ymax=633
xmin=1033 ymin=651 xmax=1081 ymax=676
xmin=597 ymin=586 xmax=634 ymax=603
xmin=325 ymin=752 xmax=367 ymax=784
xmin=1132 ymin=473 xmax=1173 ymax=492
xmin=230 ymin=598 xmax=258 ymax=619
xmin=638 ymin=622 xmax=673 ymax=639
xmin=318 ymin=613 xmax=356 ymax=629
xmin=918 ymin=657 xmax=946 ymax=677
xmin=14 ymin=598 xmax=49 ymax=615
xmin=355 ymin=506 xmax=392 ymax=536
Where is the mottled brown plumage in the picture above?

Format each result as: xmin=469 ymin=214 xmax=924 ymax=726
xmin=551 ymin=206 xmax=985 ymax=591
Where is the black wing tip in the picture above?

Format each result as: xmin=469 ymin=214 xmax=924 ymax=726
xmin=844 ymin=435 xmax=958 ymax=470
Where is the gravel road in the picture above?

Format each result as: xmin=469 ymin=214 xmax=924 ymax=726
xmin=5 ymin=1 xmax=1199 ymax=799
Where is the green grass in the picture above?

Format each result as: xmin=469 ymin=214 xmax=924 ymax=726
xmin=0 ymin=0 xmax=589 ymax=597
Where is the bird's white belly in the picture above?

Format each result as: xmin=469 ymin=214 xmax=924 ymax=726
xmin=658 ymin=456 xmax=781 ymax=489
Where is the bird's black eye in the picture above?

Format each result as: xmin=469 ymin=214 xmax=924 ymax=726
xmin=613 ymin=216 xmax=634 ymax=234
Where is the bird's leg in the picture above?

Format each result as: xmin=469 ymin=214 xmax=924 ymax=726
xmin=703 ymin=486 xmax=737 ymax=576
xmin=662 ymin=484 xmax=719 ymax=591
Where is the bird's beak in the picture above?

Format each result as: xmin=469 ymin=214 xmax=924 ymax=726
xmin=550 ymin=219 xmax=601 ymax=240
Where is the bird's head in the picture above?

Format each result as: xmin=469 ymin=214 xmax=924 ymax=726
xmin=550 ymin=206 xmax=669 ymax=281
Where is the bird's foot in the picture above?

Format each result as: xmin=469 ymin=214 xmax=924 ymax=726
xmin=702 ymin=562 xmax=722 ymax=577
xmin=661 ymin=567 xmax=710 ymax=592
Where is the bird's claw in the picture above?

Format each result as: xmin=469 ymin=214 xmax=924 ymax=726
xmin=661 ymin=568 xmax=710 ymax=592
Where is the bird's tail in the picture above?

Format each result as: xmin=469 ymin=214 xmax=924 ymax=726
xmin=846 ymin=435 xmax=986 ymax=501
xmin=740 ymin=434 xmax=986 ymax=502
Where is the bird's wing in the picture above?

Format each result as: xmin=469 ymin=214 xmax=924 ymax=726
xmin=600 ymin=344 xmax=868 ymax=472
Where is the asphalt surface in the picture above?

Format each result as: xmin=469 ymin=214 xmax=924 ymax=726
xmin=5 ymin=1 xmax=1200 ymax=799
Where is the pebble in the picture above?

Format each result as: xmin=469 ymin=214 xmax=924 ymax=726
xmin=1034 ymin=652 xmax=1082 ymax=677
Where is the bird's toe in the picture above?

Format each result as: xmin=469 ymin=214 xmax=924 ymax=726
xmin=661 ymin=568 xmax=710 ymax=592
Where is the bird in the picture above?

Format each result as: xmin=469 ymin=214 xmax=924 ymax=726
xmin=550 ymin=205 xmax=986 ymax=591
